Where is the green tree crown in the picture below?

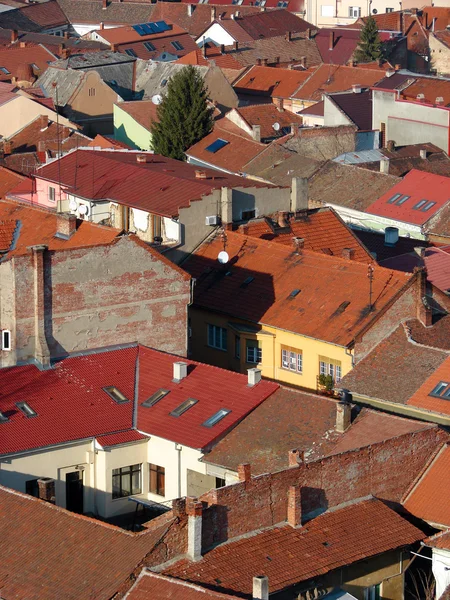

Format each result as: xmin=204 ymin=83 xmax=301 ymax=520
xmin=354 ymin=15 xmax=383 ymax=63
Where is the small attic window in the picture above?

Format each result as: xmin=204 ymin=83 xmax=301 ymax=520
xmin=103 ymin=386 xmax=130 ymax=404
xmin=16 ymin=402 xmax=37 ymax=418
xmin=290 ymin=289 xmax=300 ymax=298
xmin=0 ymin=411 xmax=9 ymax=423
xmin=203 ymin=408 xmax=231 ymax=428
xmin=170 ymin=398 xmax=198 ymax=417
xmin=430 ymin=381 xmax=450 ymax=398
xmin=0 ymin=67 xmax=10 ymax=75
xmin=142 ymin=388 xmax=170 ymax=407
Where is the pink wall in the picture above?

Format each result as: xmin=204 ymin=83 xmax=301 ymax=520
xmin=12 ymin=176 xmax=68 ymax=210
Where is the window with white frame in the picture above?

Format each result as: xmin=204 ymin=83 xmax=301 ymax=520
xmin=48 ymin=186 xmax=56 ymax=202
xmin=1 ymin=330 xmax=11 ymax=351
xmin=348 ymin=6 xmax=361 ymax=17
xmin=246 ymin=341 xmax=262 ymax=364
xmin=281 ymin=346 xmax=303 ymax=373
xmin=208 ymin=324 xmax=227 ymax=351
xmin=319 ymin=356 xmax=342 ymax=382
xmin=386 ymin=7 xmax=394 ymax=11
xmin=321 ymin=5 xmax=334 ymax=16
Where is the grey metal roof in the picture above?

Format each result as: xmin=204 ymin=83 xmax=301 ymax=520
xmin=52 ymin=51 xmax=135 ymax=69
xmin=135 ymin=61 xmax=208 ymax=99
xmin=333 ymin=149 xmax=384 ymax=165
xmin=36 ymin=67 xmax=85 ymax=107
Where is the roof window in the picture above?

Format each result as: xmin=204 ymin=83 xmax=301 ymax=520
xmin=142 ymin=388 xmax=170 ymax=407
xmin=161 ymin=78 xmax=168 ymax=86
xmin=387 ymin=193 xmax=402 ymax=204
xmin=290 ymin=289 xmax=301 ymax=298
xmin=413 ymin=199 xmax=427 ymax=210
xmin=203 ymin=408 xmax=231 ymax=428
xmin=240 ymin=276 xmax=254 ymax=288
xmin=16 ymin=402 xmax=37 ymax=418
xmin=396 ymin=195 xmax=410 ymax=205
xmin=170 ymin=398 xmax=198 ymax=417
xmin=421 ymin=201 xmax=436 ymax=212
xmin=171 ymin=41 xmax=184 ymax=51
xmin=429 ymin=381 xmax=450 ymax=398
xmin=0 ymin=411 xmax=9 ymax=423
xmin=205 ymin=138 xmax=228 ymax=153
xmin=143 ymin=41 xmax=156 ymax=51
xmin=125 ymin=48 xmax=138 ymax=57
xmin=0 ymin=67 xmax=10 ymax=75
xmin=102 ymin=386 xmax=130 ymax=404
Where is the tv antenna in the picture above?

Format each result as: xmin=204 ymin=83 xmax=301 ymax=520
xmin=368 ymin=264 xmax=375 ymax=311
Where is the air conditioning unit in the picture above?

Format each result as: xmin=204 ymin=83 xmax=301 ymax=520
xmin=205 ymin=215 xmax=220 ymax=226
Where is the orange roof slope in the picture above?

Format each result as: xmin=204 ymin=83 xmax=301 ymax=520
xmin=403 ymin=444 xmax=450 ymax=527
xmin=116 ymin=100 xmax=159 ymax=130
xmin=0 ymin=44 xmax=55 ymax=82
xmin=164 ymin=498 xmax=424 ymax=596
xmin=234 ymin=65 xmax=310 ymax=98
xmin=294 ymin=64 xmax=386 ymax=102
xmin=0 ymin=165 xmax=27 ymax=198
xmin=184 ymin=230 xmax=410 ymax=346
xmin=0 ymin=199 xmax=121 ymax=257
xmin=239 ymin=209 xmax=373 ymax=262
xmin=232 ymin=103 xmax=304 ymax=139
xmin=401 ymin=76 xmax=450 ymax=106
xmin=177 ymin=47 xmax=244 ymax=69
xmin=407 ymin=356 xmax=450 ymax=416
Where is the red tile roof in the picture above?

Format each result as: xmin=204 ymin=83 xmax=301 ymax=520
xmin=0 ymin=485 xmax=174 ymax=600
xmin=180 ymin=0 xmax=306 ymax=13
xmin=0 ymin=344 xmax=277 ymax=455
xmin=366 ymin=170 xmax=450 ymax=226
xmin=406 ymin=356 xmax=450 ymax=416
xmin=234 ymin=65 xmax=310 ymax=99
xmin=406 ymin=315 xmax=450 ymax=351
xmin=126 ymin=570 xmax=242 ymax=599
xmin=425 ymin=529 xmax=450 ymax=551
xmin=177 ymin=47 xmax=244 ymax=69
xmin=228 ymin=9 xmax=314 ymax=40
xmin=228 ymin=103 xmax=304 ymax=139
xmin=403 ymin=444 xmax=450 ymax=527
xmin=0 ymin=199 xmax=121 ymax=258
xmin=88 ymin=134 xmax=132 ymax=149
xmin=294 ymin=64 xmax=386 ymax=102
xmin=399 ymin=76 xmax=450 ymax=106
xmin=0 ymin=165 xmax=27 ymax=198
xmin=0 ymin=43 xmax=56 ymax=82
xmin=164 ymin=498 xmax=424 ymax=596
xmin=17 ymin=0 xmax=68 ymax=27
xmin=315 ymin=28 xmax=361 ymax=65
xmin=32 ymin=149 xmax=272 ymax=218
xmin=328 ymin=89 xmax=373 ymax=131
xmin=239 ymin=209 xmax=373 ymax=262
xmin=116 ymin=99 xmax=159 ymax=131
xmin=423 ymin=246 xmax=450 ymax=293
xmin=0 ymin=218 xmax=17 ymax=251
xmin=183 ymin=231 xmax=410 ymax=346
xmin=137 ymin=345 xmax=278 ymax=450
xmin=208 ymin=18 xmax=254 ymax=43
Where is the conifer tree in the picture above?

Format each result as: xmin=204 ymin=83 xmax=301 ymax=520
xmin=354 ymin=15 xmax=382 ymax=63
xmin=151 ymin=66 xmax=214 ymax=161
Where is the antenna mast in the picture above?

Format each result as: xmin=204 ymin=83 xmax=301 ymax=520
xmin=368 ymin=264 xmax=374 ymax=311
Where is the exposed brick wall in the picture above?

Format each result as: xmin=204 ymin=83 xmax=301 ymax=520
xmin=7 ymin=236 xmax=190 ymax=365
xmin=199 ymin=427 xmax=448 ymax=548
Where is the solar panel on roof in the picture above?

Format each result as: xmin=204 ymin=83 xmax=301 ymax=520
xmin=155 ymin=20 xmax=171 ymax=32
xmin=133 ymin=21 xmax=171 ymax=36
xmin=142 ymin=23 xmax=154 ymax=34
xmin=133 ymin=24 xmax=146 ymax=35
xmin=205 ymin=138 xmax=228 ymax=153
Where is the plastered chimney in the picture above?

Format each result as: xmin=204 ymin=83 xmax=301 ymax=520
xmin=187 ymin=499 xmax=203 ymax=561
xmin=253 ymin=575 xmax=269 ymax=600
xmin=252 ymin=124 xmax=261 ymax=142
xmin=28 ymin=245 xmax=50 ymax=368
xmin=173 ymin=361 xmax=188 ymax=382
xmin=380 ymin=157 xmax=390 ymax=174
xmin=248 ymin=368 xmax=261 ymax=386
xmin=336 ymin=401 xmax=351 ymax=433
xmin=187 ymin=3 xmax=194 ymax=16
xmin=415 ymin=267 xmax=432 ymax=327
xmin=291 ymin=176 xmax=308 ymax=212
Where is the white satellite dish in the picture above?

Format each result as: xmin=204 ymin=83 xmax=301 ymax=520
xmin=218 ymin=251 xmax=229 ymax=264
xmin=78 ymin=204 xmax=88 ymax=216
xmin=272 ymin=122 xmax=280 ymax=131
xmin=69 ymin=199 xmax=78 ymax=211
xmin=152 ymin=94 xmax=163 ymax=105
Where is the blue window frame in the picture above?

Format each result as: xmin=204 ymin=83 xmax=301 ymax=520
xmin=205 ymin=138 xmax=228 ymax=153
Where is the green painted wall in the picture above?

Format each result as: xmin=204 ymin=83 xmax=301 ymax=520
xmin=113 ymin=104 xmax=153 ymax=150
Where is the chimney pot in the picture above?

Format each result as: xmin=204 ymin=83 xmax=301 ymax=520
xmin=253 ymin=575 xmax=269 ymax=600
xmin=329 ymin=30 xmax=334 ymax=50
xmin=238 ymin=463 xmax=252 ymax=482
xmin=173 ymin=361 xmax=188 ymax=382
xmin=420 ymin=148 xmax=427 ymax=159
xmin=287 ymin=485 xmax=302 ymax=527
xmin=11 ymin=29 xmax=18 ymax=43
xmin=37 ymin=478 xmax=55 ymax=503
xmin=293 ymin=236 xmax=304 ymax=252
xmin=40 ymin=114 xmax=48 ymax=130
xmin=288 ymin=448 xmax=304 ymax=466
xmin=187 ymin=3 xmax=194 ymax=16
xmin=342 ymin=247 xmax=355 ymax=260
xmin=384 ymin=226 xmax=399 ymax=247
xmin=336 ymin=401 xmax=351 ymax=433
xmin=380 ymin=157 xmax=390 ymax=174
xmin=248 ymin=368 xmax=261 ymax=386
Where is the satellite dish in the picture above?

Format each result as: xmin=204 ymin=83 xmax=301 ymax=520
xmin=272 ymin=122 xmax=280 ymax=131
xmin=78 ymin=204 xmax=88 ymax=215
xmin=152 ymin=94 xmax=163 ymax=105
xmin=372 ymin=7 xmax=378 ymax=13
xmin=218 ymin=251 xmax=229 ymax=264
xmin=69 ymin=199 xmax=77 ymax=211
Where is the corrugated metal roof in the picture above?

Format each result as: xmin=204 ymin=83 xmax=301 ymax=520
xmin=334 ymin=149 xmax=384 ymax=164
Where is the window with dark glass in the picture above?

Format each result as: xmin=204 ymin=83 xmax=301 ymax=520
xmin=112 ymin=464 xmax=141 ymax=499
xmin=149 ymin=463 xmax=165 ymax=496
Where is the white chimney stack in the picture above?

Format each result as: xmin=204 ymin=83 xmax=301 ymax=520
xmin=336 ymin=401 xmax=351 ymax=433
xmin=253 ymin=576 xmax=269 ymax=600
xmin=173 ymin=361 xmax=188 ymax=382
xmin=420 ymin=148 xmax=427 ymax=159
xmin=248 ymin=368 xmax=262 ymax=386
xmin=187 ymin=500 xmax=203 ymax=561
xmin=380 ymin=157 xmax=390 ymax=174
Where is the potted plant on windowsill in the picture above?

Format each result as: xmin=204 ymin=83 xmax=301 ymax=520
xmin=318 ymin=374 xmax=334 ymax=396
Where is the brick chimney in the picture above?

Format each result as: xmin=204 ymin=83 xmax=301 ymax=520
xmin=2 ymin=141 xmax=12 ymax=155
xmin=342 ymin=247 xmax=355 ymax=260
xmin=11 ymin=29 xmax=18 ymax=43
xmin=40 ymin=114 xmax=49 ymax=130
xmin=28 ymin=245 xmax=50 ymax=368
xmin=252 ymin=124 xmax=261 ymax=142
xmin=56 ymin=214 xmax=77 ymax=239
xmin=37 ymin=478 xmax=56 ymax=503
xmin=285 ymin=30 xmax=292 ymax=41
xmin=238 ymin=463 xmax=251 ymax=482
xmin=102 ymin=0 xmax=107 ymax=9
xmin=416 ymin=267 xmax=432 ymax=327
xmin=61 ymin=47 xmax=70 ymax=60
xmin=336 ymin=401 xmax=351 ymax=433
xmin=386 ymin=139 xmax=395 ymax=152
xmin=173 ymin=361 xmax=188 ymax=382
xmin=136 ymin=154 xmax=148 ymax=163
xmin=287 ymin=486 xmax=302 ymax=527
xmin=291 ymin=177 xmax=308 ymax=212
xmin=195 ymin=169 xmax=207 ymax=179
xmin=253 ymin=576 xmax=269 ymax=600
xmin=187 ymin=499 xmax=203 ymax=561
xmin=275 ymin=97 xmax=284 ymax=111
xmin=288 ymin=448 xmax=304 ymax=466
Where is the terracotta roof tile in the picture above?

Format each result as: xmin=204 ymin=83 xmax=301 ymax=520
xmin=0 ymin=165 xmax=27 ymax=197
xmin=425 ymin=529 xmax=450 ymax=550
xmin=315 ymin=28 xmax=361 ymax=64
xmin=56 ymin=0 xmax=156 ymax=27
xmin=406 ymin=356 xmax=450 ymax=416
xmin=0 ymin=44 xmax=55 ymax=82
xmin=16 ymin=0 xmax=68 ymax=27
xmin=88 ymin=134 xmax=132 ymax=149
xmin=163 ymin=498 xmax=424 ymax=596
xmin=0 ymin=218 xmax=17 ymax=251
xmin=341 ymin=324 xmax=448 ymax=404
xmin=423 ymin=246 xmax=450 ymax=293
xmin=294 ymin=64 xmax=386 ymax=102
xmin=126 ymin=570 xmax=242 ymax=600
xmin=230 ymin=103 xmax=303 ymax=139
xmin=239 ymin=208 xmax=373 ymax=262
xmin=234 ymin=65 xmax=310 ymax=99
xmin=230 ymin=9 xmax=314 ymax=40
xmin=210 ymin=18 xmax=254 ymax=43
xmin=394 ymin=74 xmax=450 ymax=106
xmin=433 ymin=29 xmax=450 ymax=50
xmin=96 ymin=429 xmax=148 ymax=447
xmin=184 ymin=231 xmax=410 ymax=346
xmin=0 ymin=484 xmax=174 ymax=600
xmin=116 ymin=99 xmax=159 ymax=130
xmin=177 ymin=47 xmax=244 ymax=69
xmin=406 ymin=315 xmax=450 ymax=351
xmin=403 ymin=444 xmax=450 ymax=527
xmin=366 ymin=170 xmax=450 ymax=226
xmin=180 ymin=0 xmax=306 ymax=12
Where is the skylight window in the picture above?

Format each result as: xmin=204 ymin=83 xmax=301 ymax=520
xmin=205 ymin=138 xmax=228 ymax=153
xmin=396 ymin=195 xmax=410 ymax=205
xmin=430 ymin=381 xmax=450 ymax=398
xmin=170 ymin=398 xmax=198 ymax=417
xmin=422 ymin=201 xmax=436 ymax=212
xmin=202 ymin=408 xmax=231 ymax=428
xmin=161 ymin=78 xmax=168 ymax=86
xmin=241 ymin=276 xmax=254 ymax=288
xmin=171 ymin=41 xmax=184 ymax=51
xmin=0 ymin=411 xmax=9 ymax=423
xmin=143 ymin=41 xmax=156 ymax=51
xmin=387 ymin=193 xmax=402 ymax=204
xmin=0 ymin=67 xmax=10 ymax=75
xmin=142 ymin=388 xmax=170 ymax=407
xmin=103 ymin=386 xmax=130 ymax=404
xmin=125 ymin=48 xmax=138 ymax=57
xmin=290 ymin=289 xmax=300 ymax=298
xmin=16 ymin=402 xmax=37 ymax=418
xmin=413 ymin=199 xmax=427 ymax=210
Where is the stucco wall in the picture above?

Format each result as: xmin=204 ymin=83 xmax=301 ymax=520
xmin=113 ymin=103 xmax=153 ymax=150
xmin=430 ymin=34 xmax=450 ymax=77
xmin=196 ymin=22 xmax=235 ymax=47
xmin=0 ymin=95 xmax=75 ymax=138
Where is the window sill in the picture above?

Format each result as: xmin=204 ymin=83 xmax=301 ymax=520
xmin=112 ymin=492 xmax=143 ymax=502
xmin=281 ymin=367 xmax=303 ymax=375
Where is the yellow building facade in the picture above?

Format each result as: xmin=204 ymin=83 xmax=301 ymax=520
xmin=189 ymin=307 xmax=354 ymax=390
